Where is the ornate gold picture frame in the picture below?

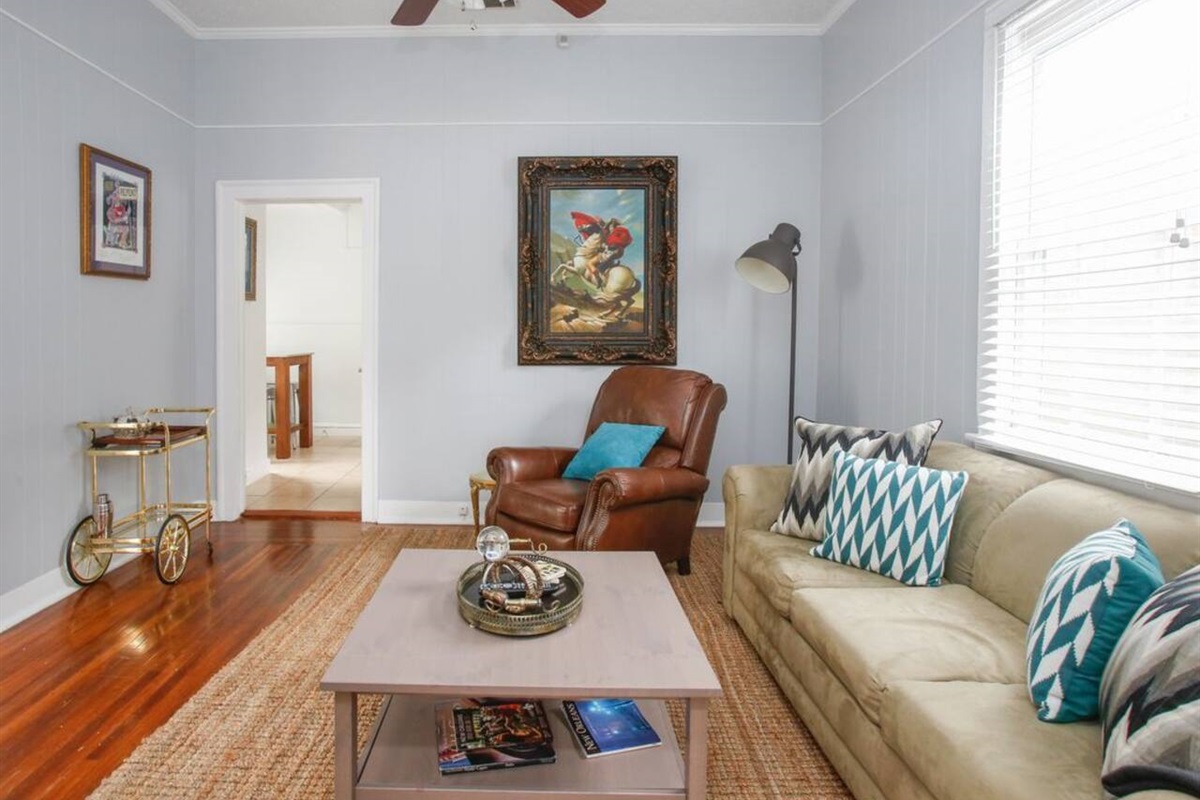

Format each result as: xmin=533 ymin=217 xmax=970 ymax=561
xmin=517 ymin=156 xmax=678 ymax=365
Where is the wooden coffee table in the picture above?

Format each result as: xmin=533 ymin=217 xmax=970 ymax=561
xmin=321 ymin=549 xmax=722 ymax=799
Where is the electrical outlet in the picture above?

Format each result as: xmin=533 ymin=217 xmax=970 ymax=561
xmin=457 ymin=505 xmax=469 ymax=519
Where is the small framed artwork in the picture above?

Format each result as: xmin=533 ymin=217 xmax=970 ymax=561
xmin=79 ymin=144 xmax=152 ymax=279
xmin=517 ymin=156 xmax=678 ymax=365
xmin=244 ymin=217 xmax=258 ymax=301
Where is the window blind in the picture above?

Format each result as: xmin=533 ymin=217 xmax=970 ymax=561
xmin=980 ymin=0 xmax=1200 ymax=493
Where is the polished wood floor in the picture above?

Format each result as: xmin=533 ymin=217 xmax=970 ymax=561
xmin=0 ymin=519 xmax=372 ymax=800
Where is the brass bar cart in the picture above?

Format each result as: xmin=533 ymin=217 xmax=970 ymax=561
xmin=68 ymin=407 xmax=215 ymax=586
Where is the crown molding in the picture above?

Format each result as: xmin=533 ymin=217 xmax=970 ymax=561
xmin=145 ymin=0 xmax=202 ymax=38
xmin=818 ymin=0 xmax=858 ymax=34
xmin=188 ymin=22 xmax=824 ymax=40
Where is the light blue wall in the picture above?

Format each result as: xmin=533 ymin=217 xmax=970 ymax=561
xmin=818 ymin=0 xmax=986 ymax=439
xmin=0 ymin=1 xmax=196 ymax=597
xmin=192 ymin=35 xmax=825 ymax=506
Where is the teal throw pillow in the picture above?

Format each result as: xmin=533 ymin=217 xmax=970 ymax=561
xmin=1026 ymin=519 xmax=1165 ymax=723
xmin=811 ymin=452 xmax=968 ymax=586
xmin=562 ymin=422 xmax=666 ymax=481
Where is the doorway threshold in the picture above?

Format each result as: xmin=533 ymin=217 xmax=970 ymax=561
xmin=241 ymin=509 xmax=361 ymax=522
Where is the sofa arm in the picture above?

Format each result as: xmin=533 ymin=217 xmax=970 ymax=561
xmin=588 ymin=467 xmax=709 ymax=510
xmin=721 ymin=464 xmax=793 ymax=613
xmin=487 ymin=447 xmax=577 ymax=484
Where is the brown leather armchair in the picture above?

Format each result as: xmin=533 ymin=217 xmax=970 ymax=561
xmin=485 ymin=366 xmax=727 ymax=575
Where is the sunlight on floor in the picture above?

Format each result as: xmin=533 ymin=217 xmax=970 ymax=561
xmin=246 ymin=435 xmax=360 ymax=512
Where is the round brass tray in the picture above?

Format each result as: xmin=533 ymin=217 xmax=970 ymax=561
xmin=456 ymin=555 xmax=584 ymax=637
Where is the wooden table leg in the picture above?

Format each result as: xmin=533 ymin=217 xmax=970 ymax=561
xmin=470 ymin=480 xmax=482 ymax=534
xmin=298 ymin=353 xmax=313 ymax=448
xmin=686 ymin=697 xmax=708 ymax=800
xmin=334 ymin=691 xmax=357 ymax=799
xmin=274 ymin=360 xmax=292 ymax=459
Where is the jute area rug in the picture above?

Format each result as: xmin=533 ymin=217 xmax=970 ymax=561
xmin=90 ymin=527 xmax=850 ymax=799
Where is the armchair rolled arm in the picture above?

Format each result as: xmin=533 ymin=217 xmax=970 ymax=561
xmin=487 ymin=446 xmax=577 ymax=484
xmin=588 ymin=467 xmax=709 ymax=510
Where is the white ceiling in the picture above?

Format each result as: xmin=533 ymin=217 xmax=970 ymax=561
xmin=154 ymin=0 xmax=851 ymax=35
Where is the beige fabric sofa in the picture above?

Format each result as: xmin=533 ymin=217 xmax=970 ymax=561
xmin=722 ymin=441 xmax=1200 ymax=800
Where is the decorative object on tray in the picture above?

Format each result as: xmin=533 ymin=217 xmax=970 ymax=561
xmin=457 ymin=526 xmax=584 ymax=636
xmin=561 ymin=699 xmax=662 ymax=758
xmin=79 ymin=143 xmax=152 ymax=279
xmin=517 ymin=156 xmax=678 ymax=365
xmin=435 ymin=698 xmax=556 ymax=775
xmin=111 ymin=407 xmax=154 ymax=439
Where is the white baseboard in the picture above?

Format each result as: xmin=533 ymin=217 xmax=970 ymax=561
xmin=697 ymin=502 xmax=725 ymax=527
xmin=0 ymin=554 xmax=137 ymax=633
xmin=377 ymin=501 xmax=471 ymax=525
xmin=316 ymin=424 xmax=361 ymax=437
xmin=377 ymin=500 xmax=725 ymax=528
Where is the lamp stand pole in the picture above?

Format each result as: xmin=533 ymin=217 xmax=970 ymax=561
xmin=787 ymin=277 xmax=797 ymax=464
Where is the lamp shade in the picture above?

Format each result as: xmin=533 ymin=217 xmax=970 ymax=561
xmin=735 ymin=222 xmax=802 ymax=294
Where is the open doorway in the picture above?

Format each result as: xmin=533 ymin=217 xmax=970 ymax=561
xmin=214 ymin=179 xmax=379 ymax=523
xmin=242 ymin=202 xmax=364 ymax=518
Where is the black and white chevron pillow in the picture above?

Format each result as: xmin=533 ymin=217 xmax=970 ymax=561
xmin=1100 ymin=564 xmax=1200 ymax=799
xmin=769 ymin=417 xmax=942 ymax=541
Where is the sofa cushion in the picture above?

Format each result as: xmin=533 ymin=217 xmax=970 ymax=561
xmin=922 ymin=441 xmax=1058 ymax=587
xmin=736 ymin=529 xmax=904 ymax=617
xmin=1027 ymin=519 xmax=1164 ymax=722
xmin=972 ymin=479 xmax=1200 ymax=624
xmin=812 ymin=452 xmax=969 ymax=586
xmin=494 ymin=479 xmax=590 ymax=532
xmin=881 ymin=681 xmax=1104 ymax=800
xmin=771 ymin=416 xmax=942 ymax=541
xmin=789 ymin=586 xmax=1026 ymax=724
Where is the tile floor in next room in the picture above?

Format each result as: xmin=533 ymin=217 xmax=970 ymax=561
xmin=246 ymin=434 xmax=361 ymax=512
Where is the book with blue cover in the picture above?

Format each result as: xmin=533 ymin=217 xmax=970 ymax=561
xmin=561 ymin=699 xmax=662 ymax=758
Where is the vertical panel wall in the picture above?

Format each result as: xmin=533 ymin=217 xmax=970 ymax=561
xmin=0 ymin=1 xmax=196 ymax=605
xmin=818 ymin=0 xmax=986 ymax=439
xmin=192 ymin=35 xmax=825 ymax=511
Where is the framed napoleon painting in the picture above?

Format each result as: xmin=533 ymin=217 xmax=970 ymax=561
xmin=80 ymin=144 xmax=152 ymax=279
xmin=517 ymin=156 xmax=677 ymax=365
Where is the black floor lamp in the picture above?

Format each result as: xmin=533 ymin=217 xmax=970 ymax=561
xmin=735 ymin=222 xmax=802 ymax=463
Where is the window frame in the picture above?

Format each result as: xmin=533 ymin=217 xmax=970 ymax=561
xmin=974 ymin=0 xmax=1200 ymax=506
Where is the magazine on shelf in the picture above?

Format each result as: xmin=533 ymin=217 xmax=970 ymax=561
xmin=561 ymin=698 xmax=662 ymax=758
xmin=435 ymin=698 xmax=556 ymax=775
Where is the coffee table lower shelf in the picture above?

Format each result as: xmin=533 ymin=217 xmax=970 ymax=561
xmin=354 ymin=694 xmax=688 ymax=799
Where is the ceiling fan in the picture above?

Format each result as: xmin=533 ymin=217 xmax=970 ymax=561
xmin=392 ymin=0 xmax=605 ymax=26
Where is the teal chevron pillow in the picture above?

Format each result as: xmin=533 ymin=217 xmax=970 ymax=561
xmin=1026 ymin=519 xmax=1164 ymax=723
xmin=811 ymin=452 xmax=968 ymax=586
xmin=562 ymin=422 xmax=665 ymax=481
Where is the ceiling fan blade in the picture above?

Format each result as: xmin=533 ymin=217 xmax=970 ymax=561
xmin=392 ymin=0 xmax=439 ymax=26
xmin=550 ymin=0 xmax=606 ymax=19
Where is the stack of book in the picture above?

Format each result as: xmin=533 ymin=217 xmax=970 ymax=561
xmin=435 ymin=699 xmax=556 ymax=775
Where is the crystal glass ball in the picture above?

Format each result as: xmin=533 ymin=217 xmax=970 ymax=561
xmin=476 ymin=526 xmax=510 ymax=562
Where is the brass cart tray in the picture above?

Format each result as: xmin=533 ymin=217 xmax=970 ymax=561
xmin=456 ymin=555 xmax=584 ymax=637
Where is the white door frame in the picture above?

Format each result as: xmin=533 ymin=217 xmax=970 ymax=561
xmin=213 ymin=178 xmax=381 ymax=522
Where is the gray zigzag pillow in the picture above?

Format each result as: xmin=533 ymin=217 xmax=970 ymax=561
xmin=1100 ymin=564 xmax=1200 ymax=799
xmin=770 ymin=417 xmax=942 ymax=541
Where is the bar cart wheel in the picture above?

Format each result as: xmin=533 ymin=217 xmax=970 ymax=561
xmin=67 ymin=516 xmax=112 ymax=586
xmin=154 ymin=514 xmax=190 ymax=585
